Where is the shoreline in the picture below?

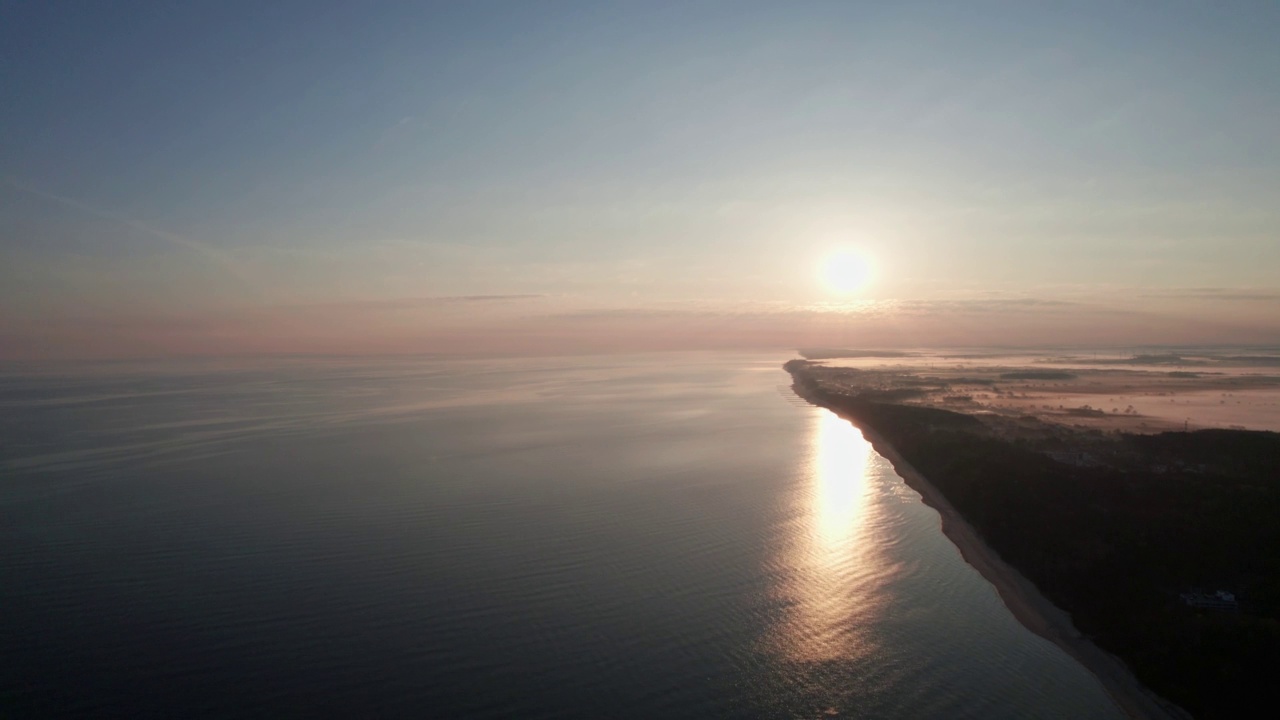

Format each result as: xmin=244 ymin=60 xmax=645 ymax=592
xmin=800 ymin=390 xmax=1192 ymax=719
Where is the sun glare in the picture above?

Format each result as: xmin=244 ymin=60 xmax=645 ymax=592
xmin=821 ymin=250 xmax=873 ymax=294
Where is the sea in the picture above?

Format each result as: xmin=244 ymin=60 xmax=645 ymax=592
xmin=0 ymin=353 xmax=1125 ymax=718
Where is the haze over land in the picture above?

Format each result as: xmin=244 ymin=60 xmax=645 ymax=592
xmin=800 ymin=348 xmax=1280 ymax=433
xmin=4 ymin=1 xmax=1280 ymax=359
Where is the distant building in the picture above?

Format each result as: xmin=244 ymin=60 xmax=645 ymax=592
xmin=1180 ymin=590 xmax=1239 ymax=611
xmin=1046 ymin=450 xmax=1097 ymax=467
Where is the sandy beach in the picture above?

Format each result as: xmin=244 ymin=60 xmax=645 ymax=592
xmin=846 ymin=417 xmax=1193 ymax=720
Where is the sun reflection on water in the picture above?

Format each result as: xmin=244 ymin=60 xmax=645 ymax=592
xmin=812 ymin=411 xmax=873 ymax=549
xmin=768 ymin=410 xmax=884 ymax=663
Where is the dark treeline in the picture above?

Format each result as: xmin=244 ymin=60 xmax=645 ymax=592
xmin=786 ymin=360 xmax=1280 ymax=719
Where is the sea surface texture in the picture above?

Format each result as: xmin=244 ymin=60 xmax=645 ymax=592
xmin=1 ymin=354 xmax=1124 ymax=718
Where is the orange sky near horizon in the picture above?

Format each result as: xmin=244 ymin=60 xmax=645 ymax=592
xmin=5 ymin=290 xmax=1278 ymax=360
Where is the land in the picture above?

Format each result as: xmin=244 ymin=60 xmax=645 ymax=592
xmin=785 ymin=351 xmax=1280 ymax=720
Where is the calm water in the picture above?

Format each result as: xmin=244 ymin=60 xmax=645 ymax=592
xmin=0 ymin=353 xmax=1124 ymax=718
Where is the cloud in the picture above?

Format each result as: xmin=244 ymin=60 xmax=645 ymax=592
xmin=1 ymin=176 xmax=259 ymax=290
xmin=288 ymin=294 xmax=546 ymax=311
xmin=1140 ymin=288 xmax=1280 ymax=302
xmin=553 ymin=297 xmax=1081 ymax=322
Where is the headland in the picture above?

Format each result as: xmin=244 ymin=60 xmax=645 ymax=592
xmin=786 ymin=351 xmax=1280 ymax=720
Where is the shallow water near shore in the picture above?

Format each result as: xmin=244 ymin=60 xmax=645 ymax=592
xmin=1 ymin=353 xmax=1124 ymax=718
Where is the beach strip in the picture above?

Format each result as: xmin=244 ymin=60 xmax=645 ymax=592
xmin=837 ymin=411 xmax=1192 ymax=720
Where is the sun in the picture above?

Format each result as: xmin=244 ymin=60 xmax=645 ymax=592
xmin=820 ymin=250 xmax=873 ymax=294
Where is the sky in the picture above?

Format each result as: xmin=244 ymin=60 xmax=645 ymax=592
xmin=3 ymin=0 xmax=1279 ymax=359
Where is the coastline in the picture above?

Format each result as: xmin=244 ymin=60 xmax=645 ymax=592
xmin=802 ymin=391 xmax=1193 ymax=719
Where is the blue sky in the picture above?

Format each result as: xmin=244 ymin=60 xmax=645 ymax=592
xmin=3 ymin=1 xmax=1279 ymax=356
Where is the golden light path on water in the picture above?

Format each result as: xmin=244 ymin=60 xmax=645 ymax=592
xmin=769 ymin=410 xmax=890 ymax=663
